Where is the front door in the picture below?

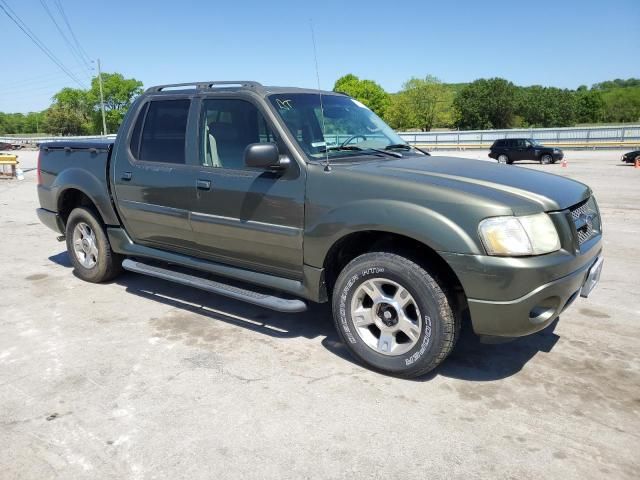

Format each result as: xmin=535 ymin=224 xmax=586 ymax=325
xmin=513 ymin=139 xmax=528 ymax=161
xmin=189 ymin=97 xmax=305 ymax=279
xmin=112 ymin=97 xmax=200 ymax=253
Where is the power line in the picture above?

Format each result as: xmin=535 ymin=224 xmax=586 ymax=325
xmin=0 ymin=0 xmax=87 ymax=89
xmin=38 ymin=0 xmax=92 ymax=73
xmin=1 ymin=80 xmax=80 ymax=94
xmin=0 ymin=66 xmax=89 ymax=89
xmin=51 ymin=0 xmax=92 ymax=66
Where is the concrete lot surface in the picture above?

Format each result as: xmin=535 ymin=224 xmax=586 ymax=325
xmin=1 ymin=150 xmax=638 ymax=479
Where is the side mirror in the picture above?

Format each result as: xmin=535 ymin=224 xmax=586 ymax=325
xmin=244 ymin=143 xmax=281 ymax=169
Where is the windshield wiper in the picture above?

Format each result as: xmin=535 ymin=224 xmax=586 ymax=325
xmin=385 ymin=143 xmax=412 ymax=150
xmin=385 ymin=143 xmax=431 ymax=156
xmin=321 ymin=145 xmax=404 ymax=159
xmin=323 ymin=145 xmax=364 ymax=152
xmin=370 ymin=148 xmax=402 ymax=158
xmin=323 ymin=145 xmax=400 ymax=158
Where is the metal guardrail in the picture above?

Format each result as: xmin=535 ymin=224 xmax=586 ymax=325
xmin=0 ymin=134 xmax=117 ymax=145
xmin=2 ymin=125 xmax=639 ymax=150
xmin=398 ymin=125 xmax=640 ymax=149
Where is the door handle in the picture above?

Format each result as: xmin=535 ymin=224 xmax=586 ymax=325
xmin=121 ymin=172 xmax=132 ymax=181
xmin=196 ymin=179 xmax=211 ymax=190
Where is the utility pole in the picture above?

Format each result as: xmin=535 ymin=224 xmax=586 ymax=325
xmin=97 ymin=58 xmax=108 ymax=136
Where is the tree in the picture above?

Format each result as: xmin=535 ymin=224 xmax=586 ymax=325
xmin=454 ymin=78 xmax=517 ymax=130
xmin=333 ymin=74 xmax=389 ymax=117
xmin=384 ymin=93 xmax=414 ymax=130
xmin=384 ymin=76 xmax=454 ymax=131
xmin=35 ymin=72 xmax=144 ymax=135
xmin=45 ymin=106 xmax=89 ymax=136
xmin=86 ymin=73 xmax=143 ymax=133
xmin=600 ymin=87 xmax=640 ymax=123
xmin=45 ymin=87 xmax=92 ymax=135
xmin=574 ymin=89 xmax=604 ymax=124
xmin=517 ymin=86 xmax=577 ymax=127
xmin=22 ymin=112 xmax=47 ymax=133
xmin=592 ymin=78 xmax=640 ymax=90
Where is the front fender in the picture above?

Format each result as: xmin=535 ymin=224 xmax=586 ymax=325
xmin=304 ymin=199 xmax=483 ymax=268
xmin=51 ymin=167 xmax=120 ymax=225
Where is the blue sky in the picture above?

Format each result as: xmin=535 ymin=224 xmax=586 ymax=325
xmin=2 ymin=0 xmax=639 ymax=113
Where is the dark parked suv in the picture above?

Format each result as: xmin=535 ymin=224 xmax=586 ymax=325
xmin=621 ymin=150 xmax=640 ymax=164
xmin=489 ymin=138 xmax=563 ymax=165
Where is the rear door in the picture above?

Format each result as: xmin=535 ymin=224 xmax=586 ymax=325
xmin=492 ymin=139 xmax=505 ymax=157
xmin=112 ymin=96 xmax=200 ymax=253
xmin=189 ymin=95 xmax=306 ymax=279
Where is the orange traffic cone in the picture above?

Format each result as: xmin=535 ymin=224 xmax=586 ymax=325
xmin=561 ymin=159 xmax=568 ymax=168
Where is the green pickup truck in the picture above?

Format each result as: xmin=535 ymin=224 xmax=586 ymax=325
xmin=36 ymin=81 xmax=603 ymax=377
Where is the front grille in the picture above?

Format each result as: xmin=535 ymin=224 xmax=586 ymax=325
xmin=569 ymin=197 xmax=600 ymax=246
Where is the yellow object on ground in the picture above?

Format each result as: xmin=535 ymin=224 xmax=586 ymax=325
xmin=0 ymin=153 xmax=19 ymax=178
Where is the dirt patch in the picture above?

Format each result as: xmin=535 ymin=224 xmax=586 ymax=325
xmin=25 ymin=273 xmax=48 ymax=281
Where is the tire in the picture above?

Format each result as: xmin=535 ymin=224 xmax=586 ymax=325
xmin=65 ymin=207 xmax=123 ymax=283
xmin=332 ymin=252 xmax=459 ymax=378
xmin=497 ymin=154 xmax=510 ymax=164
xmin=541 ymin=154 xmax=553 ymax=165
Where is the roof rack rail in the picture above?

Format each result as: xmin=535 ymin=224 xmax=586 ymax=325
xmin=145 ymin=81 xmax=264 ymax=93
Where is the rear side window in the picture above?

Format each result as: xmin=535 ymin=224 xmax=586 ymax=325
xmin=129 ymin=103 xmax=148 ymax=158
xmin=494 ymin=140 xmax=505 ymax=147
xmin=136 ymin=99 xmax=191 ymax=164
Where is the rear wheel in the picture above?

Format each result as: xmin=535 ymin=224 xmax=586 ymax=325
xmin=497 ymin=154 xmax=510 ymax=164
xmin=65 ymin=207 xmax=122 ymax=283
xmin=332 ymin=252 xmax=459 ymax=378
xmin=541 ymin=154 xmax=553 ymax=165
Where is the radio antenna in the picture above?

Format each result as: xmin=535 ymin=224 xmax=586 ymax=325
xmin=310 ymin=19 xmax=330 ymax=172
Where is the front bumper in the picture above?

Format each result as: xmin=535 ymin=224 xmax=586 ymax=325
xmin=465 ymin=255 xmax=602 ymax=337
xmin=36 ymin=208 xmax=65 ymax=235
xmin=552 ymin=151 xmax=564 ymax=161
xmin=441 ymin=236 xmax=602 ymax=337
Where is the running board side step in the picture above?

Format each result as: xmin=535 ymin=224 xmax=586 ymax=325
xmin=122 ymin=259 xmax=307 ymax=313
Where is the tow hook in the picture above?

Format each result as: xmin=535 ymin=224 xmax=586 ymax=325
xmin=56 ymin=235 xmax=66 ymax=242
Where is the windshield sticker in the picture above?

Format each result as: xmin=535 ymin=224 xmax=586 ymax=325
xmin=311 ymin=141 xmax=327 ymax=148
xmin=276 ymin=98 xmax=293 ymax=110
xmin=351 ymin=99 xmax=369 ymax=109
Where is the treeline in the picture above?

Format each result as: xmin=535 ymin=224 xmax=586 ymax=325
xmin=1 ymin=73 xmax=639 ymax=135
xmin=0 ymin=72 xmax=142 ymax=135
xmin=334 ymin=74 xmax=640 ymax=131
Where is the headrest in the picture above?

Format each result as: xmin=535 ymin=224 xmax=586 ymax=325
xmin=209 ymin=122 xmax=239 ymax=142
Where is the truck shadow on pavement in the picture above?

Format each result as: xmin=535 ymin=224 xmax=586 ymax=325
xmin=49 ymin=251 xmax=561 ymax=382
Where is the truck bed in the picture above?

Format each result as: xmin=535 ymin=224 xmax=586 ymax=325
xmin=37 ymin=139 xmax=121 ymax=228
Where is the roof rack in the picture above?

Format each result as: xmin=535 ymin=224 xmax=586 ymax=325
xmin=145 ymin=81 xmax=264 ymax=93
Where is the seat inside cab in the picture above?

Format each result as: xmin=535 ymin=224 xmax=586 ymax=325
xmin=203 ymin=102 xmax=269 ymax=169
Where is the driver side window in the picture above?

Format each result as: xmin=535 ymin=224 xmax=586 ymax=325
xmin=201 ymin=99 xmax=277 ymax=169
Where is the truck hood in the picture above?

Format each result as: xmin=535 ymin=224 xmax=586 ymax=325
xmin=345 ymin=154 xmax=590 ymax=213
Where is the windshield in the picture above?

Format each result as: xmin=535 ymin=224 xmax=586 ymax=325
xmin=530 ymin=139 xmax=543 ymax=146
xmin=268 ymin=93 xmax=406 ymax=160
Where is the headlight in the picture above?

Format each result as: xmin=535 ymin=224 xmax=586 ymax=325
xmin=478 ymin=213 xmax=561 ymax=256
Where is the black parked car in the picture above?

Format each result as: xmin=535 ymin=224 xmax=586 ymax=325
xmin=0 ymin=142 xmax=22 ymax=151
xmin=489 ymin=138 xmax=563 ymax=165
xmin=621 ymin=150 xmax=640 ymax=164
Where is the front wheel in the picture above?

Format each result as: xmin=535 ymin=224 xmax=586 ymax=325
xmin=332 ymin=252 xmax=459 ymax=378
xmin=65 ymin=207 xmax=123 ymax=283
